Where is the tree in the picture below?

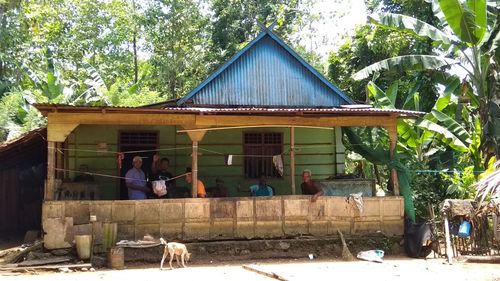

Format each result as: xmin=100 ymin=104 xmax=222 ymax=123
xmin=143 ymin=0 xmax=210 ymax=99
xmin=353 ymin=0 xmax=500 ymax=161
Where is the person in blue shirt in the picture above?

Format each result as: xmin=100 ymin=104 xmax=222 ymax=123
xmin=125 ymin=156 xmax=149 ymax=200
xmin=239 ymin=174 xmax=274 ymax=196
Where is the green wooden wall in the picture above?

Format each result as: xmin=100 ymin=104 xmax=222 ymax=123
xmin=66 ymin=125 xmax=345 ymax=199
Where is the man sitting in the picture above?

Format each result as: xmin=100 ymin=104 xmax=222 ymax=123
xmin=239 ymin=174 xmax=274 ymax=196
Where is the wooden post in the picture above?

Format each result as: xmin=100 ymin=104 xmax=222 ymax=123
xmin=387 ymin=123 xmax=400 ymax=196
xmin=185 ymin=129 xmax=206 ymax=198
xmin=46 ymin=141 xmax=56 ymax=200
xmin=290 ymin=127 xmax=296 ymax=195
xmin=443 ymin=213 xmax=453 ymax=264
xmin=191 ymin=141 xmax=198 ymax=198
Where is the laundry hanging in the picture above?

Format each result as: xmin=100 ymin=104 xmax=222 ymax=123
xmin=272 ymin=154 xmax=284 ymax=177
xmin=224 ymin=154 xmax=233 ymax=166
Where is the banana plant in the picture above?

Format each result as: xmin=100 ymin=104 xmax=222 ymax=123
xmin=353 ymin=0 xmax=500 ymax=158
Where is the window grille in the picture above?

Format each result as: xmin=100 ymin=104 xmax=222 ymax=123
xmin=243 ymin=132 xmax=283 ymax=178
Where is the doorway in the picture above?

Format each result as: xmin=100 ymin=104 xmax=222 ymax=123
xmin=118 ymin=131 xmax=158 ymax=200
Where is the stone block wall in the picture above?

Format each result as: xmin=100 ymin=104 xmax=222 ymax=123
xmin=42 ymin=196 xmax=404 ymax=249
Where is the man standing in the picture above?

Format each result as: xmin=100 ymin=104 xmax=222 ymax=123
xmin=125 ymin=156 xmax=149 ymax=200
xmin=151 ymin=154 xmax=175 ymax=198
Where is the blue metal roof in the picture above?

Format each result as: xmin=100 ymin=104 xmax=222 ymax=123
xmin=177 ymin=27 xmax=354 ymax=107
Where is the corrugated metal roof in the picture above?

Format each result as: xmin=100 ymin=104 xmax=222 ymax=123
xmin=177 ymin=28 xmax=353 ymax=107
xmin=34 ymin=103 xmax=423 ymax=117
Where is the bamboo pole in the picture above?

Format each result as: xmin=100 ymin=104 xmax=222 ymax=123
xmin=290 ymin=127 xmax=296 ymax=195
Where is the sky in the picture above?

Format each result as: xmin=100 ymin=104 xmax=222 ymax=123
xmin=294 ymin=0 xmax=368 ymax=59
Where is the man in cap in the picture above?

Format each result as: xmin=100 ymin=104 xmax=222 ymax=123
xmin=125 ymin=155 xmax=149 ymax=199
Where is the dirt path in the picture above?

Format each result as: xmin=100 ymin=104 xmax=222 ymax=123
xmin=1 ymin=256 xmax=500 ymax=281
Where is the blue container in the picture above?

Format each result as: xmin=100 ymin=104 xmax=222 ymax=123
xmin=458 ymin=220 xmax=471 ymax=237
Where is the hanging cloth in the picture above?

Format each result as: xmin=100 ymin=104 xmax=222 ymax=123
xmin=272 ymin=154 xmax=284 ymax=177
xmin=224 ymin=155 xmax=233 ymax=166
xmin=117 ymin=153 xmax=125 ymax=170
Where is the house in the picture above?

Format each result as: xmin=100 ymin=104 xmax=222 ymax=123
xmin=34 ymin=26 xmax=421 ymax=249
xmin=0 ymin=127 xmax=46 ymax=236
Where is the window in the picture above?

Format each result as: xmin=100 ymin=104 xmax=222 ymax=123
xmin=243 ymin=132 xmax=283 ymax=178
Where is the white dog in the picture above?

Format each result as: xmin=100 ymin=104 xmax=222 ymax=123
xmin=159 ymin=238 xmax=191 ymax=270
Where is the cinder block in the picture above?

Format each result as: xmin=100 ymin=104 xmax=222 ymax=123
xmin=42 ymin=202 xmax=64 ymax=219
xmin=117 ymin=224 xmax=134 ymax=240
xmin=185 ymin=202 xmax=210 ymax=221
xmin=112 ymin=202 xmax=135 ymax=222
xmin=160 ymin=223 xmax=183 ymax=240
xmin=135 ymin=223 xmax=160 ymax=239
xmin=64 ymin=202 xmax=90 ymax=224
xmin=255 ymin=199 xmax=282 ymax=221
xmin=236 ymin=200 xmax=253 ymax=219
xmin=89 ymin=203 xmax=112 ymax=222
xmin=329 ymin=221 xmax=351 ymax=235
xmin=308 ymin=200 xmax=326 ymax=219
xmin=382 ymin=219 xmax=404 ymax=236
xmin=43 ymin=217 xmax=74 ymax=249
xmin=354 ymin=221 xmax=381 ymax=234
xmin=160 ymin=201 xmax=184 ymax=222
xmin=284 ymin=199 xmax=309 ymax=218
xmin=184 ymin=222 xmax=210 ymax=240
xmin=309 ymin=220 xmax=328 ymax=236
xmin=135 ymin=202 xmax=160 ymax=223
xmin=361 ymin=200 xmax=380 ymax=217
xmin=255 ymin=221 xmax=283 ymax=238
xmin=210 ymin=221 xmax=234 ymax=239
xmin=211 ymin=199 xmax=235 ymax=219
xmin=236 ymin=221 xmax=254 ymax=239
xmin=325 ymin=197 xmax=349 ymax=218
xmin=284 ymin=220 xmax=308 ymax=235
xmin=382 ymin=198 xmax=404 ymax=217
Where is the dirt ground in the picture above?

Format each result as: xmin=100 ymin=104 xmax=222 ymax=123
xmin=1 ymin=255 xmax=499 ymax=281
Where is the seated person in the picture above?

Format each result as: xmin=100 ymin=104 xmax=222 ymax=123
xmin=207 ymin=177 xmax=228 ymax=198
xmin=74 ymin=164 xmax=95 ymax=182
xmin=238 ymin=174 xmax=273 ymax=196
xmin=301 ymin=169 xmax=321 ymax=195
xmin=185 ymin=167 xmax=206 ymax=198
xmin=150 ymin=154 xmax=175 ymax=198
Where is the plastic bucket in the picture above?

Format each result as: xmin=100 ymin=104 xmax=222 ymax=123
xmin=458 ymin=220 xmax=471 ymax=237
xmin=108 ymin=247 xmax=124 ymax=269
xmin=75 ymin=235 xmax=92 ymax=259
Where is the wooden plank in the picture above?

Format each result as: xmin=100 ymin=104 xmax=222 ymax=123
xmin=196 ymin=115 xmax=394 ymax=128
xmin=0 ymin=263 xmax=92 ymax=271
xmin=242 ymin=265 xmax=288 ymax=281
xmin=48 ymin=112 xmax=195 ymax=126
xmin=192 ymin=141 xmax=198 ymax=198
xmin=46 ymin=141 xmax=56 ymax=200
xmin=16 ymin=257 xmax=71 ymax=267
xmin=386 ymin=123 xmax=400 ymax=196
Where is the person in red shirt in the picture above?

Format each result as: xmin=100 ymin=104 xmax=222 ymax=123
xmin=301 ymin=169 xmax=321 ymax=198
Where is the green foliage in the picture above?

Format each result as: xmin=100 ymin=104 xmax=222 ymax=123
xmin=441 ymin=166 xmax=477 ymax=199
xmin=411 ymin=170 xmax=449 ymax=220
xmin=353 ymin=0 xmax=499 ymax=160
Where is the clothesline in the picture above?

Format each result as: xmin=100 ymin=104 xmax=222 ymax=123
xmin=55 ymin=168 xmax=188 ymax=182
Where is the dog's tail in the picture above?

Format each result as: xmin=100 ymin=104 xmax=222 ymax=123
xmin=160 ymin=237 xmax=167 ymax=245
